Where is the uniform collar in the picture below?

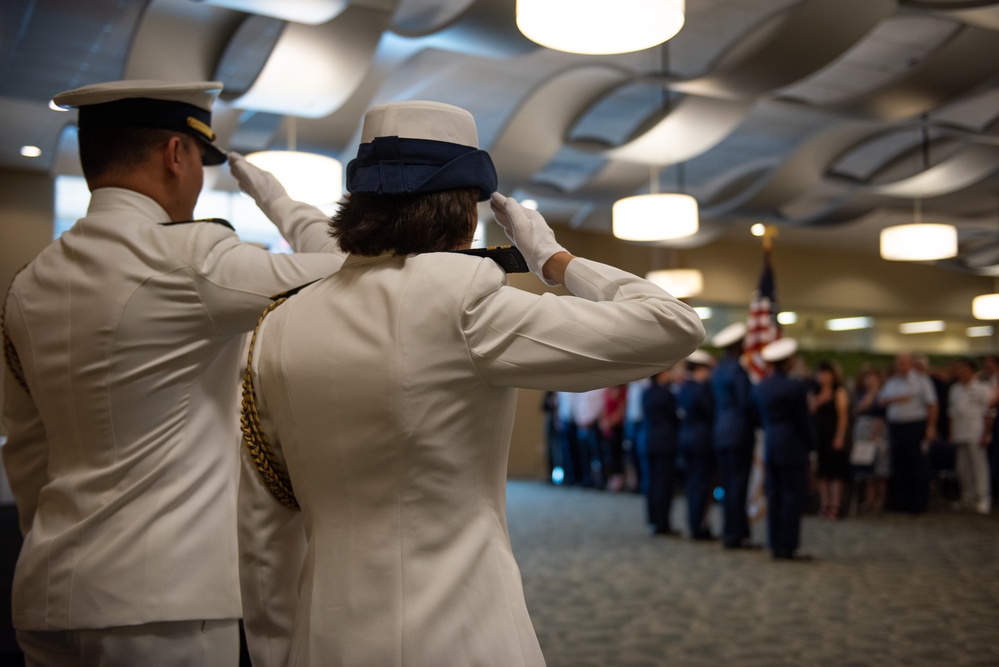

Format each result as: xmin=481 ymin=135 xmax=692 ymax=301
xmin=86 ymin=187 xmax=172 ymax=223
xmin=342 ymin=252 xmax=403 ymax=268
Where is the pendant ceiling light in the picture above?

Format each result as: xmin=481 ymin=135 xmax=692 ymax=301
xmin=972 ymin=293 xmax=999 ymax=320
xmin=880 ymin=124 xmax=957 ymax=262
xmin=613 ymin=164 xmax=699 ymax=241
xmin=245 ymin=117 xmax=343 ymax=208
xmin=516 ymin=0 xmax=685 ymax=55
xmin=879 ymin=200 xmax=956 ymax=261
xmin=646 ymin=268 xmax=703 ymax=298
xmin=971 ymin=197 xmax=999 ymax=320
xmin=879 ymin=222 xmax=957 ymax=261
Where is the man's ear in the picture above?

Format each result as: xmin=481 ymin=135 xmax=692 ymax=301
xmin=162 ymin=135 xmax=185 ymax=177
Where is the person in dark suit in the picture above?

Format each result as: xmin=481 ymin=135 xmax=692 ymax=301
xmin=677 ymin=350 xmax=716 ymax=540
xmin=710 ymin=323 xmax=760 ymax=549
xmin=643 ymin=369 xmax=681 ymax=535
xmin=753 ymin=338 xmax=814 ymax=561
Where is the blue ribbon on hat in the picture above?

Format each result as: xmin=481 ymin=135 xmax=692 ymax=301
xmin=346 ymin=136 xmax=497 ymax=201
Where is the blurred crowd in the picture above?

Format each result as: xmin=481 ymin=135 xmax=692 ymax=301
xmin=541 ymin=347 xmax=998 ymax=540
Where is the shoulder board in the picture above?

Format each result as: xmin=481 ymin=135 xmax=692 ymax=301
xmin=269 ymin=278 xmax=323 ymax=301
xmin=159 ymin=218 xmax=235 ymax=231
xmin=449 ymin=245 xmax=529 ymax=273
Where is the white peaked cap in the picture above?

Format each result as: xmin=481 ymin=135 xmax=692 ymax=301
xmin=686 ymin=349 xmax=715 ymax=366
xmin=711 ymin=322 xmax=747 ymax=348
xmin=52 ymin=80 xmax=222 ymax=112
xmin=761 ymin=337 xmax=798 ymax=362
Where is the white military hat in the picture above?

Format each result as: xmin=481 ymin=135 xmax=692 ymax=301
xmin=359 ymin=100 xmax=480 ymax=147
xmin=686 ymin=349 xmax=715 ymax=367
xmin=347 ymin=100 xmax=497 ymax=200
xmin=711 ymin=322 xmax=747 ymax=348
xmin=52 ymin=80 xmax=227 ymax=165
xmin=761 ymin=337 xmax=798 ymax=362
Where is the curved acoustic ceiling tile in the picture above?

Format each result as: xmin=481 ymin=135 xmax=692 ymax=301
xmin=123 ymin=0 xmax=245 ymax=81
xmin=825 ymin=26 xmax=999 ymax=121
xmin=951 ymin=6 xmax=999 ymax=29
xmin=194 ymin=0 xmax=351 ymax=25
xmin=489 ymin=65 xmax=632 ymax=190
xmin=390 ymin=0 xmax=537 ymax=58
xmin=907 ymin=0 xmax=999 ymax=30
xmin=776 ymin=182 xmax=879 ymax=226
xmin=390 ymin=0 xmax=477 ymax=35
xmin=673 ymin=0 xmax=895 ymax=99
xmin=213 ymin=15 xmax=284 ymax=99
xmin=231 ymin=4 xmax=394 ymax=118
xmin=701 ymin=122 xmax=882 ymax=217
xmin=604 ymin=95 xmax=754 ymax=166
xmin=864 ymin=143 xmax=999 ymax=198
xmin=572 ymin=159 xmax=650 ymax=200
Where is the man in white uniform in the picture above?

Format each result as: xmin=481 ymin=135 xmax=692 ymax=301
xmin=241 ymin=100 xmax=705 ymax=666
xmin=1 ymin=80 xmax=345 ymax=665
xmin=948 ymin=357 xmax=992 ymax=513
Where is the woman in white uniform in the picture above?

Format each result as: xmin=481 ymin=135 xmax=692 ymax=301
xmin=242 ymin=100 xmax=705 ymax=666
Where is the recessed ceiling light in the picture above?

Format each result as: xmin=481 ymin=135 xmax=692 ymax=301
xmin=966 ymin=325 xmax=993 ymax=338
xmin=20 ymin=145 xmax=42 ymax=158
xmin=825 ymin=316 xmax=873 ymax=331
xmin=899 ymin=320 xmax=945 ymax=334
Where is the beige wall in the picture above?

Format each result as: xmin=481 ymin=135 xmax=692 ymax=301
xmin=0 ymin=169 xmax=56 ymax=435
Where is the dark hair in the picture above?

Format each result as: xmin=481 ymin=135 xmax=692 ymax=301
xmin=816 ymin=360 xmax=843 ymax=388
xmin=330 ymin=188 xmax=478 ymax=256
xmin=78 ymin=126 xmax=181 ymax=183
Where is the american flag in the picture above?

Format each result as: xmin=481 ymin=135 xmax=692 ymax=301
xmin=745 ymin=248 xmax=781 ymax=381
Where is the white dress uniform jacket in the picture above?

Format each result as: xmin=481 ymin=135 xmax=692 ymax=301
xmin=1 ymin=187 xmax=344 ymax=631
xmin=248 ymin=251 xmax=705 ymax=666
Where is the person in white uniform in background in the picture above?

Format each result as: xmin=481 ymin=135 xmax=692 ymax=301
xmin=1 ymin=79 xmax=345 ymax=666
xmin=948 ymin=357 xmax=992 ymax=514
xmin=241 ymin=100 xmax=705 ymax=666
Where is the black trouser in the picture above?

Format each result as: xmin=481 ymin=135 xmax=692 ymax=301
xmin=766 ymin=462 xmax=808 ymax=556
xmin=645 ymin=449 xmax=677 ymax=531
xmin=683 ymin=448 xmax=714 ymax=537
xmin=887 ymin=420 xmax=930 ymax=513
xmin=716 ymin=447 xmax=752 ymax=546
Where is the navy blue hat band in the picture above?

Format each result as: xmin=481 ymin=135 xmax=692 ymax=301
xmin=346 ymin=136 xmax=497 ymax=201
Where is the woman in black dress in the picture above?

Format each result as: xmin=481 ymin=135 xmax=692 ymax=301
xmin=809 ymin=361 xmax=851 ymax=519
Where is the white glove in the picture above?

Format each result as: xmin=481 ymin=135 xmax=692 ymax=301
xmin=490 ymin=192 xmax=567 ymax=286
xmin=228 ymin=151 xmax=334 ymax=252
xmin=229 ymin=151 xmax=292 ymax=216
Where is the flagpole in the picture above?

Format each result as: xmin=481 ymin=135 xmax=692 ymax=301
xmin=761 ymin=224 xmax=778 ymax=254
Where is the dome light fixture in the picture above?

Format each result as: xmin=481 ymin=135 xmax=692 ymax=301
xmin=245 ymin=116 xmax=343 ymax=208
xmin=244 ymin=151 xmax=343 ymax=207
xmin=613 ymin=193 xmax=698 ymax=241
xmin=613 ymin=165 xmax=699 ymax=241
xmin=973 ymin=293 xmax=999 ymax=320
xmin=646 ymin=268 xmax=703 ymax=298
xmin=516 ymin=0 xmax=685 ymax=55
xmin=879 ymin=200 xmax=956 ymax=261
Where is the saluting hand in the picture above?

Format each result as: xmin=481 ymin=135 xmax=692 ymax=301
xmin=229 ymin=151 xmax=292 ymax=209
xmin=490 ymin=192 xmax=570 ymax=286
